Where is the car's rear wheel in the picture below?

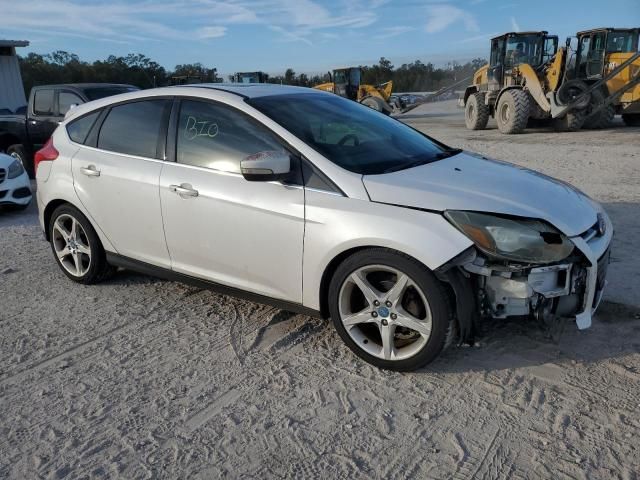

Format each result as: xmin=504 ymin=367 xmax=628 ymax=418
xmin=49 ymin=204 xmax=115 ymax=284
xmin=328 ymin=248 xmax=452 ymax=371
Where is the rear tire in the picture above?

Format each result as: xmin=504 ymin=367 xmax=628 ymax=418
xmin=496 ymin=90 xmax=530 ymax=134
xmin=49 ymin=204 xmax=115 ymax=284
xmin=465 ymin=92 xmax=490 ymax=130
xmin=622 ymin=114 xmax=640 ymax=126
xmin=584 ymin=89 xmax=615 ymax=129
xmin=328 ymin=248 xmax=452 ymax=371
xmin=7 ymin=144 xmax=33 ymax=179
xmin=553 ymin=109 xmax=586 ymax=132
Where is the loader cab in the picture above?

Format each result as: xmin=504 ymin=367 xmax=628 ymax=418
xmin=488 ymin=32 xmax=557 ymax=88
xmin=331 ymin=67 xmax=361 ymax=101
xmin=571 ymin=28 xmax=640 ymax=79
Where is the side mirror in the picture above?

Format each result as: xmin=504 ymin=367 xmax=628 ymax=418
xmin=240 ymin=150 xmax=291 ymax=182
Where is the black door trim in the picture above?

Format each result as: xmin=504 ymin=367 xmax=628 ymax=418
xmin=105 ymin=252 xmax=323 ymax=319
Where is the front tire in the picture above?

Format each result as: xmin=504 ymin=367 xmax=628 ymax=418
xmin=328 ymin=248 xmax=452 ymax=371
xmin=584 ymin=89 xmax=614 ymax=129
xmin=465 ymin=92 xmax=490 ymax=130
xmin=553 ymin=109 xmax=586 ymax=132
xmin=49 ymin=204 xmax=115 ymax=284
xmin=496 ymin=90 xmax=530 ymax=134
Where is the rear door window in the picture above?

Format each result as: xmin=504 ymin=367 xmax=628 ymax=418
xmin=33 ymin=89 xmax=55 ymax=115
xmin=97 ymin=99 xmax=170 ymax=159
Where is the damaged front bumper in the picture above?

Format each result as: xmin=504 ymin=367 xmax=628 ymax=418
xmin=440 ymin=212 xmax=613 ymax=339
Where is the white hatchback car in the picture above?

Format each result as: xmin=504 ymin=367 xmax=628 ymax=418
xmin=36 ymin=85 xmax=612 ymax=370
xmin=0 ymin=152 xmax=32 ymax=209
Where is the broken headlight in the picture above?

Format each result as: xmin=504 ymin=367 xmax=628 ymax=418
xmin=445 ymin=211 xmax=574 ymax=264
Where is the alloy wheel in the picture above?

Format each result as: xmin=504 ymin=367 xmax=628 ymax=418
xmin=338 ymin=265 xmax=433 ymax=361
xmin=52 ymin=214 xmax=92 ymax=277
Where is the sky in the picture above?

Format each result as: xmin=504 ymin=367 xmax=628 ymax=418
xmin=1 ymin=0 xmax=639 ymax=77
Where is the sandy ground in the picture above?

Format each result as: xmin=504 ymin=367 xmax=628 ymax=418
xmin=1 ymin=101 xmax=639 ymax=479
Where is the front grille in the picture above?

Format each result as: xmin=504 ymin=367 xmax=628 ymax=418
xmin=0 ymin=168 xmax=5 ymax=184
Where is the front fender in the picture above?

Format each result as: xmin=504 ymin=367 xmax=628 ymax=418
xmin=302 ymin=190 xmax=473 ymax=310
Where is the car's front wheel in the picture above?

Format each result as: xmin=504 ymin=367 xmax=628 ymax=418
xmin=49 ymin=204 xmax=115 ymax=284
xmin=328 ymin=248 xmax=452 ymax=371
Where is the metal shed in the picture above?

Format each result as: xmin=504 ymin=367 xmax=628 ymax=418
xmin=0 ymin=39 xmax=29 ymax=113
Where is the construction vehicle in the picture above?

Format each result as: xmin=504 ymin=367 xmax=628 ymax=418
xmin=233 ymin=71 xmax=269 ymax=83
xmin=314 ymin=67 xmax=400 ymax=114
xmin=462 ymin=31 xmax=589 ymax=133
xmin=463 ymin=30 xmax=640 ymax=134
xmin=566 ymin=28 xmax=640 ymax=128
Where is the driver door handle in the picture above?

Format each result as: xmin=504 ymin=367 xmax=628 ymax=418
xmin=80 ymin=165 xmax=100 ymax=177
xmin=169 ymin=184 xmax=199 ymax=197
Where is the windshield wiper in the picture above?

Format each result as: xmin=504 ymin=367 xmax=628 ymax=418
xmin=381 ymin=149 xmax=463 ymax=174
xmin=381 ymin=158 xmax=433 ymax=174
xmin=435 ymin=148 xmax=463 ymax=159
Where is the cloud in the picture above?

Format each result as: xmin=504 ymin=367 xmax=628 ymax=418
xmin=0 ymin=0 xmax=379 ymax=46
xmin=457 ymin=31 xmax=500 ymax=44
xmin=425 ymin=4 xmax=479 ymax=34
xmin=196 ymin=26 xmax=227 ymax=39
xmin=511 ymin=16 xmax=521 ymax=32
xmin=375 ymin=26 xmax=415 ymax=40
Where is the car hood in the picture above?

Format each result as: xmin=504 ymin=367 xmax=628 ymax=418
xmin=362 ymin=152 xmax=598 ymax=237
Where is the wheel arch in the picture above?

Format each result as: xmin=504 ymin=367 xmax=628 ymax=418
xmin=42 ymin=197 xmax=116 ymax=253
xmin=318 ymin=245 xmax=373 ymax=319
xmin=0 ymin=133 xmax=23 ymax=152
xmin=463 ymin=86 xmax=479 ymax=104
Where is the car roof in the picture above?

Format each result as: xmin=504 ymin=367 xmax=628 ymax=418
xmin=183 ymin=83 xmax=323 ymax=99
xmin=62 ymin=83 xmax=329 ymax=123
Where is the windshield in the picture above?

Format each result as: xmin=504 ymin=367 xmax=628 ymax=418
xmin=248 ymin=93 xmax=452 ymax=175
xmin=505 ymin=34 xmax=544 ymax=68
xmin=82 ymin=86 xmax=139 ymax=101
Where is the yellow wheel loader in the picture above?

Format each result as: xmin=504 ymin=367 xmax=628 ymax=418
xmin=314 ymin=67 xmax=399 ymax=114
xmin=567 ymin=28 xmax=640 ymax=128
xmin=462 ymin=31 xmax=591 ymax=134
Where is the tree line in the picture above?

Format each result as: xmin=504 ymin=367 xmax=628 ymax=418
xmin=19 ymin=51 xmax=486 ymax=95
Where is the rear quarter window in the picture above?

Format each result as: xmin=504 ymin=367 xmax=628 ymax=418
xmin=66 ymin=111 xmax=101 ymax=144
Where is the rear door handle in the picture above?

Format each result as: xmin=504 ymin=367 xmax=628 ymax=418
xmin=169 ymin=184 xmax=199 ymax=197
xmin=80 ymin=165 xmax=100 ymax=177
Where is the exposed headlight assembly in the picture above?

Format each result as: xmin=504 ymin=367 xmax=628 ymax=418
xmin=7 ymin=159 xmax=25 ymax=179
xmin=445 ymin=211 xmax=574 ymax=264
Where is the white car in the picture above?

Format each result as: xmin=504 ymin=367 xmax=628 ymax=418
xmin=0 ymin=152 xmax=32 ymax=209
xmin=35 ymin=85 xmax=612 ymax=371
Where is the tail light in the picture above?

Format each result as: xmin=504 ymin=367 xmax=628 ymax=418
xmin=34 ymin=138 xmax=59 ymax=173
